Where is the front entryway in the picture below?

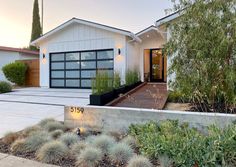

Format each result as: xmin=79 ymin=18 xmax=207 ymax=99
xmin=150 ymin=49 xmax=164 ymax=82
xmin=143 ymin=49 xmax=167 ymax=82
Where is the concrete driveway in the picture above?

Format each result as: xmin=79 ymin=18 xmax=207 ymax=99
xmin=0 ymin=88 xmax=91 ymax=137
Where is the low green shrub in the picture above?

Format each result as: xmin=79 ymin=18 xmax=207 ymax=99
xmin=76 ymin=147 xmax=103 ymax=167
xmin=127 ymin=155 xmax=153 ymax=167
xmin=92 ymin=70 xmax=113 ymax=95
xmin=59 ymin=133 xmax=79 ymax=147
xmin=92 ymin=134 xmax=116 ymax=155
xmin=125 ymin=69 xmax=140 ymax=86
xmin=129 ymin=121 xmax=236 ymax=167
xmin=0 ymin=81 xmax=12 ymax=93
xmin=24 ymin=131 xmax=52 ymax=152
xmin=2 ymin=62 xmax=27 ymax=86
xmin=37 ymin=141 xmax=68 ymax=164
xmin=113 ymin=72 xmax=121 ymax=89
xmin=167 ymin=90 xmax=190 ymax=103
xmin=108 ymin=143 xmax=134 ymax=165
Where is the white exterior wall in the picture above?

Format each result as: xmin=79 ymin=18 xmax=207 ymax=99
xmin=0 ymin=51 xmax=38 ymax=82
xmin=0 ymin=51 xmax=20 ymax=81
xmin=39 ymin=23 xmax=128 ymax=88
xmin=126 ymin=40 xmax=140 ymax=82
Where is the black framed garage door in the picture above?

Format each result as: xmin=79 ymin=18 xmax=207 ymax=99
xmin=49 ymin=49 xmax=114 ymax=89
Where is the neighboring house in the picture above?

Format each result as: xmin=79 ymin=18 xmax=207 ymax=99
xmin=31 ymin=13 xmax=179 ymax=89
xmin=0 ymin=46 xmax=39 ymax=81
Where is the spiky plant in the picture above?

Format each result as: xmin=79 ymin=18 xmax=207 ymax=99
xmin=22 ymin=126 xmax=42 ymax=137
xmin=59 ymin=133 xmax=79 ymax=147
xmin=10 ymin=139 xmax=27 ymax=154
xmin=38 ymin=118 xmax=56 ymax=127
xmin=127 ymin=155 xmax=153 ymax=167
xmin=158 ymin=154 xmax=173 ymax=167
xmin=121 ymin=136 xmax=137 ymax=149
xmin=37 ymin=141 xmax=68 ymax=164
xmin=76 ymin=147 xmax=102 ymax=167
xmin=24 ymin=131 xmax=52 ymax=152
xmin=109 ymin=143 xmax=134 ymax=165
xmin=71 ymin=141 xmax=87 ymax=156
xmin=50 ymin=129 xmax=64 ymax=139
xmin=44 ymin=121 xmax=65 ymax=132
xmin=92 ymin=135 xmax=116 ymax=155
xmin=3 ymin=132 xmax=19 ymax=145
xmin=85 ymin=135 xmax=97 ymax=144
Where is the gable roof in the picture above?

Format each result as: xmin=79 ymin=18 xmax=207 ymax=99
xmin=155 ymin=10 xmax=181 ymax=26
xmin=0 ymin=46 xmax=39 ymax=55
xmin=31 ymin=18 xmax=141 ymax=46
xmin=135 ymin=25 xmax=157 ymax=37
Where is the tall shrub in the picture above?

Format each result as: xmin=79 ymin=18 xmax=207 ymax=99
xmin=165 ymin=0 xmax=236 ymax=113
xmin=2 ymin=62 xmax=28 ymax=86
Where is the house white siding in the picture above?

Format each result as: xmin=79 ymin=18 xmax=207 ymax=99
xmin=0 ymin=51 xmax=38 ymax=81
xmin=39 ymin=23 xmax=128 ymax=88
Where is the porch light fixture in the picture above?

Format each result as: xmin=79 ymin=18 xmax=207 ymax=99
xmin=42 ymin=53 xmax=47 ymax=64
xmin=118 ymin=48 xmax=121 ymax=56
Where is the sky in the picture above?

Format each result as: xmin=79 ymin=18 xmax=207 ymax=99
xmin=0 ymin=0 xmax=173 ymax=48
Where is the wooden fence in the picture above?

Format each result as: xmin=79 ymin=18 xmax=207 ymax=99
xmin=18 ymin=59 xmax=40 ymax=87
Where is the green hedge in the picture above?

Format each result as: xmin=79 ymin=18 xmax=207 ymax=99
xmin=2 ymin=62 xmax=28 ymax=86
xmin=0 ymin=81 xmax=12 ymax=93
xmin=129 ymin=121 xmax=236 ymax=167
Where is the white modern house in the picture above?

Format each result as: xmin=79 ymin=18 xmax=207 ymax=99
xmin=31 ymin=12 xmax=179 ymax=89
xmin=0 ymin=46 xmax=39 ymax=81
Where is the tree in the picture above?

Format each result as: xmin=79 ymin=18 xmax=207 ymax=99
xmin=165 ymin=0 xmax=236 ymax=113
xmin=30 ymin=0 xmax=42 ymax=50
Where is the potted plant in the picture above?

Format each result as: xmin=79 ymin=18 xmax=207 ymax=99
xmin=90 ymin=71 xmax=114 ymax=106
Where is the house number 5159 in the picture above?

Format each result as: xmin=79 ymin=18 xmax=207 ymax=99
xmin=70 ymin=107 xmax=84 ymax=114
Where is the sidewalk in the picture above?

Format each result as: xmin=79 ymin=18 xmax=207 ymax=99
xmin=0 ymin=153 xmax=59 ymax=167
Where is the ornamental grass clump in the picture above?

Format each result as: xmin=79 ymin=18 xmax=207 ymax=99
xmin=10 ymin=139 xmax=27 ymax=155
xmin=71 ymin=141 xmax=87 ymax=156
xmin=121 ymin=135 xmax=137 ymax=149
xmin=44 ymin=121 xmax=66 ymax=132
xmin=127 ymin=155 xmax=153 ymax=167
xmin=109 ymin=143 xmax=134 ymax=165
xmin=76 ymin=147 xmax=103 ymax=167
xmin=24 ymin=131 xmax=52 ymax=152
xmin=59 ymin=133 xmax=79 ymax=147
xmin=37 ymin=141 xmax=68 ymax=164
xmin=3 ymin=132 xmax=19 ymax=145
xmin=92 ymin=134 xmax=116 ymax=155
xmin=38 ymin=118 xmax=56 ymax=127
xmin=92 ymin=70 xmax=113 ymax=95
xmin=158 ymin=154 xmax=173 ymax=167
xmin=22 ymin=125 xmax=42 ymax=137
xmin=50 ymin=129 xmax=64 ymax=139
